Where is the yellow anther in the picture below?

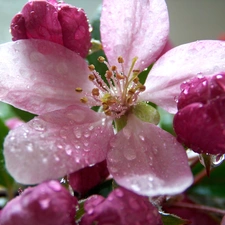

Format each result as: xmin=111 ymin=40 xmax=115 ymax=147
xmin=104 ymin=109 xmax=112 ymax=116
xmin=118 ymin=56 xmax=124 ymax=63
xmin=133 ymin=77 xmax=139 ymax=84
xmin=102 ymin=103 xmax=109 ymax=110
xmin=75 ymin=87 xmax=83 ymax=93
xmin=98 ymin=56 xmax=105 ymax=63
xmin=128 ymin=88 xmax=135 ymax=95
xmin=80 ymin=97 xmax=88 ymax=103
xmin=116 ymin=73 xmax=125 ymax=80
xmin=92 ymin=88 xmax=100 ymax=96
xmin=139 ymin=85 xmax=146 ymax=92
xmin=111 ymin=65 xmax=117 ymax=71
xmin=88 ymin=64 xmax=95 ymax=71
xmin=88 ymin=74 xmax=95 ymax=81
xmin=133 ymin=69 xmax=140 ymax=74
xmin=106 ymin=70 xmax=113 ymax=79
xmin=127 ymin=96 xmax=133 ymax=104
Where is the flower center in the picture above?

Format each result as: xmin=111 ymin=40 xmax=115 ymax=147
xmin=76 ymin=56 xmax=146 ymax=119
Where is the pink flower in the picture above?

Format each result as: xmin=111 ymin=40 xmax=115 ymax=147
xmin=1 ymin=0 xmax=225 ymax=196
xmin=11 ymin=0 xmax=91 ymax=57
xmin=79 ymin=187 xmax=162 ymax=225
xmin=0 ymin=180 xmax=77 ymax=225
xmin=173 ymin=74 xmax=225 ymax=155
xmin=69 ymin=160 xmax=109 ymax=197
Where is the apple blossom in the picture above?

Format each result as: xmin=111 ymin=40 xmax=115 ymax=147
xmin=2 ymin=0 xmax=225 ymax=197
xmin=79 ymin=187 xmax=162 ymax=225
xmin=0 ymin=180 xmax=77 ymax=225
xmin=174 ymin=75 xmax=225 ymax=155
xmin=10 ymin=0 xmax=91 ymax=57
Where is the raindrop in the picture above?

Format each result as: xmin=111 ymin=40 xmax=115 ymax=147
xmin=74 ymin=129 xmax=82 ymax=139
xmin=31 ymin=119 xmax=46 ymax=131
xmin=123 ymin=148 xmax=136 ymax=160
xmin=65 ymin=147 xmax=72 ymax=156
xmin=42 ymin=158 xmax=48 ymax=164
xmin=26 ymin=143 xmax=33 ymax=152
xmin=84 ymin=132 xmax=90 ymax=138
xmin=211 ymin=154 xmax=225 ymax=167
xmin=39 ymin=199 xmax=50 ymax=209
xmin=48 ymin=180 xmax=61 ymax=191
xmin=115 ymin=189 xmax=124 ymax=197
xmin=139 ymin=135 xmax=145 ymax=141
xmin=131 ymin=183 xmax=140 ymax=192
xmin=60 ymin=129 xmax=67 ymax=139
xmin=89 ymin=125 xmax=94 ymax=131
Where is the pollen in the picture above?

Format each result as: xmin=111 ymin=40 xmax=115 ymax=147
xmin=75 ymin=87 xmax=83 ymax=93
xmin=76 ymin=56 xmax=146 ymax=119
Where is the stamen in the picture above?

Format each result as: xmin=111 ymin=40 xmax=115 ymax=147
xmin=92 ymin=88 xmax=100 ymax=96
xmin=80 ymin=97 xmax=88 ymax=103
xmin=98 ymin=56 xmax=105 ymax=63
xmin=118 ymin=56 xmax=124 ymax=63
xmin=88 ymin=64 xmax=95 ymax=71
xmin=75 ymin=87 xmax=83 ymax=93
xmin=88 ymin=74 xmax=95 ymax=81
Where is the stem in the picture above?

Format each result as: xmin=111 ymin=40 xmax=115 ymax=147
xmin=172 ymin=202 xmax=225 ymax=215
xmin=193 ymin=168 xmax=207 ymax=185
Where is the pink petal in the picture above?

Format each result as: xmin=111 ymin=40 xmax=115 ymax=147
xmin=107 ymin=114 xmax=193 ymax=196
xmin=20 ymin=1 xmax=63 ymax=45
xmin=68 ymin=160 xmax=109 ymax=197
xmin=58 ymin=5 xmax=91 ymax=58
xmin=80 ymin=187 xmax=162 ymax=225
xmin=4 ymin=105 xmax=114 ymax=184
xmin=11 ymin=14 xmax=28 ymax=41
xmin=100 ymin=0 xmax=169 ymax=73
xmin=142 ymin=40 xmax=225 ymax=113
xmin=0 ymin=180 xmax=77 ymax=225
xmin=0 ymin=39 xmax=92 ymax=115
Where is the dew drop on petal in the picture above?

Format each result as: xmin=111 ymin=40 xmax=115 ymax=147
xmin=211 ymin=154 xmax=225 ymax=167
xmin=31 ymin=119 xmax=46 ymax=131
xmin=123 ymin=148 xmax=136 ymax=160
xmin=39 ymin=198 xmax=50 ymax=209
xmin=42 ymin=158 xmax=48 ymax=164
xmin=48 ymin=180 xmax=61 ymax=191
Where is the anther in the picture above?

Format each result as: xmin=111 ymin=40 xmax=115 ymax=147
xmin=118 ymin=56 xmax=124 ymax=63
xmin=111 ymin=65 xmax=117 ymax=71
xmin=98 ymin=56 xmax=105 ymax=63
xmin=92 ymin=88 xmax=100 ymax=96
xmin=139 ymin=85 xmax=146 ymax=92
xmin=116 ymin=73 xmax=125 ymax=79
xmin=104 ymin=109 xmax=112 ymax=116
xmin=106 ymin=70 xmax=113 ymax=79
xmin=75 ymin=87 xmax=83 ymax=93
xmin=80 ymin=97 xmax=88 ymax=103
xmin=133 ymin=77 xmax=139 ymax=84
xmin=128 ymin=88 xmax=135 ymax=95
xmin=133 ymin=69 xmax=140 ymax=74
xmin=88 ymin=74 xmax=95 ymax=81
xmin=88 ymin=64 xmax=95 ymax=71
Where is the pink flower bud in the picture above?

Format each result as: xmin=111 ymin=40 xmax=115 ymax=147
xmin=80 ymin=187 xmax=162 ymax=225
xmin=10 ymin=0 xmax=91 ymax=57
xmin=5 ymin=118 xmax=24 ymax=130
xmin=0 ymin=180 xmax=77 ymax=225
xmin=68 ymin=160 xmax=109 ymax=197
xmin=174 ymin=74 xmax=225 ymax=154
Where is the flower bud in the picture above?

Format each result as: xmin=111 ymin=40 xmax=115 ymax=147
xmin=10 ymin=0 xmax=91 ymax=57
xmin=0 ymin=180 xmax=77 ymax=225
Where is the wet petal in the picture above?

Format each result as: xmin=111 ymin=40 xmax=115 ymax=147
xmin=58 ymin=5 xmax=91 ymax=57
xmin=20 ymin=1 xmax=63 ymax=44
xmin=0 ymin=181 xmax=77 ymax=225
xmin=107 ymin=115 xmax=193 ymax=196
xmin=80 ymin=187 xmax=162 ymax=225
xmin=0 ymin=39 xmax=92 ymax=115
xmin=100 ymin=0 xmax=169 ymax=73
xmin=4 ymin=105 xmax=114 ymax=184
xmin=142 ymin=40 xmax=225 ymax=113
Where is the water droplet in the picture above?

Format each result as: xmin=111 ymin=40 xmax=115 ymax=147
xmin=131 ymin=183 xmax=140 ymax=192
xmin=31 ymin=119 xmax=46 ymax=131
xmin=211 ymin=154 xmax=225 ymax=167
xmin=39 ymin=198 xmax=50 ymax=209
xmin=115 ymin=189 xmax=124 ymax=197
xmin=65 ymin=147 xmax=72 ymax=156
xmin=48 ymin=180 xmax=61 ymax=191
xmin=89 ymin=125 xmax=94 ymax=131
xmin=66 ymin=109 xmax=86 ymax=123
xmin=26 ymin=143 xmax=33 ymax=152
xmin=139 ymin=135 xmax=145 ymax=141
xmin=60 ymin=129 xmax=68 ymax=139
xmin=42 ymin=158 xmax=48 ymax=164
xmin=123 ymin=148 xmax=136 ymax=160
xmin=74 ymin=129 xmax=82 ymax=138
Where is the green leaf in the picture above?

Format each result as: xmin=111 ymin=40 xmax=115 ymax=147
xmin=12 ymin=106 xmax=36 ymax=122
xmin=160 ymin=212 xmax=191 ymax=225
